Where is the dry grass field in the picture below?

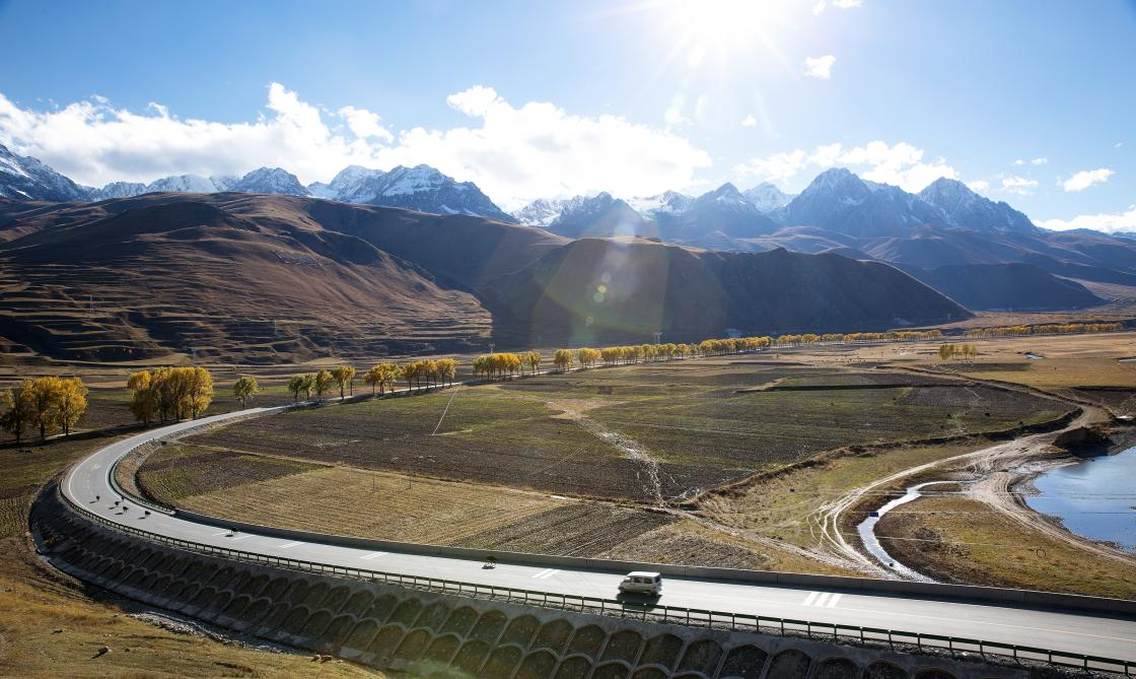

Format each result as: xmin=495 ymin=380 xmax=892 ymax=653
xmin=180 ymin=359 xmax=1067 ymax=504
xmin=146 ymin=448 xmax=840 ymax=573
xmin=129 ymin=355 xmax=1079 ymax=575
xmin=876 ymin=495 xmax=1136 ymax=600
xmin=694 ymin=440 xmax=989 ymax=549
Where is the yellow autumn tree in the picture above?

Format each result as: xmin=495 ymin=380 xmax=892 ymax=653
xmin=233 ymin=375 xmax=259 ymax=407
xmin=331 ymin=365 xmax=356 ymax=399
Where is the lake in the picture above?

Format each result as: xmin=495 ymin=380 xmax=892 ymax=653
xmin=1024 ymin=447 xmax=1136 ymax=553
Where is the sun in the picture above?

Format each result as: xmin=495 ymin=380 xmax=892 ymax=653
xmin=649 ymin=0 xmax=791 ymax=70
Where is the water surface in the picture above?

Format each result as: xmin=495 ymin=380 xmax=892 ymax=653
xmin=1024 ymin=447 xmax=1136 ymax=553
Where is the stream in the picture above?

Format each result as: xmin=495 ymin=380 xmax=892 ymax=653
xmin=856 ymin=482 xmax=950 ymax=582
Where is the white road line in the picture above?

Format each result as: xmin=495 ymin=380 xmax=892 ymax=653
xmin=213 ymin=530 xmax=234 ymax=537
xmin=359 ymin=552 xmax=387 ymax=560
xmin=827 ymin=593 xmax=843 ymax=608
xmin=278 ymin=541 xmax=304 ymax=549
xmin=230 ymin=534 xmax=255 ymax=542
xmin=532 ymin=568 xmax=559 ymax=580
xmin=802 ymin=591 xmax=820 ymax=607
xmin=814 ymin=592 xmax=832 ymax=608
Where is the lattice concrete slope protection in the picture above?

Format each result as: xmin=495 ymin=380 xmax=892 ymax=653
xmin=33 ymin=488 xmax=1032 ymax=679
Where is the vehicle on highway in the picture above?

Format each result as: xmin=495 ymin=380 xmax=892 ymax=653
xmin=618 ymin=571 xmax=662 ymax=596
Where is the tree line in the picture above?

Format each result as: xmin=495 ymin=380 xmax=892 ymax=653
xmin=938 ymin=343 xmax=978 ymax=361
xmin=4 ymin=320 xmax=1050 ymax=442
xmin=287 ymin=359 xmax=459 ymax=402
xmin=965 ymin=322 xmax=1123 ymax=338
xmin=1 ymin=376 xmax=88 ymax=443
xmin=127 ymin=367 xmax=214 ymax=424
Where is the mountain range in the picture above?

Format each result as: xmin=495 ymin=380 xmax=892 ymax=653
xmin=0 ymin=141 xmax=514 ymax=223
xmin=0 ymin=192 xmax=968 ymax=362
xmin=3 ymin=141 xmax=1135 ymax=316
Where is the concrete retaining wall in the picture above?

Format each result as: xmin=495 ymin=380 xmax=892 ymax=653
xmin=34 ymin=487 xmax=1033 ymax=679
xmin=175 ymin=508 xmax=1136 ymax=618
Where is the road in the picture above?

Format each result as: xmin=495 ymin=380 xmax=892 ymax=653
xmin=61 ymin=405 xmax=1136 ymax=664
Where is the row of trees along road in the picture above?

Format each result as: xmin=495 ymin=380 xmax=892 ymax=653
xmin=966 ymin=322 xmax=1123 ymax=338
xmin=126 ymin=367 xmax=214 ymax=425
xmin=286 ymin=359 xmax=459 ymax=402
xmin=1 ymin=376 xmax=88 ymax=443
xmin=5 ymin=326 xmax=974 ymax=440
xmin=471 ymin=352 xmax=540 ymax=379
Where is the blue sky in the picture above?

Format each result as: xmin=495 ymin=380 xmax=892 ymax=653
xmin=0 ymin=0 xmax=1132 ymax=228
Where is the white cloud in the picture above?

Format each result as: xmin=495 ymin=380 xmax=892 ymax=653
xmin=734 ymin=149 xmax=808 ymax=182
xmin=1116 ymin=141 xmax=1125 ymax=149
xmin=336 ymin=106 xmax=393 ymax=142
xmin=740 ymin=114 xmax=758 ymax=128
xmin=0 ymin=83 xmax=711 ymax=209
xmin=1001 ymin=175 xmax=1038 ymax=195
xmin=813 ymin=0 xmax=861 ymax=14
xmin=966 ymin=179 xmax=990 ymax=192
xmin=1061 ymin=167 xmax=1113 ymax=192
xmin=803 ymin=55 xmax=836 ymax=79
xmin=1013 ymin=157 xmax=1047 ymax=166
xmin=1039 ymin=205 xmax=1136 ymax=233
xmin=735 ymin=140 xmax=957 ymax=193
xmin=444 ymin=85 xmax=502 ymax=117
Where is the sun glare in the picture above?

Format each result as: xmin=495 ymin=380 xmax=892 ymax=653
xmin=652 ymin=0 xmax=791 ymax=71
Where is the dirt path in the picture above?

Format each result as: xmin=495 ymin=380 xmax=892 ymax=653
xmin=551 ymin=400 xmax=665 ymax=505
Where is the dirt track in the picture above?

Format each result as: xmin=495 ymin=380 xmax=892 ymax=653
xmin=817 ymin=368 xmax=1136 ymax=579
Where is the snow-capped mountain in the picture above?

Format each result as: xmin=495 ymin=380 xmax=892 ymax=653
xmin=146 ymin=174 xmax=223 ymax=194
xmin=90 ymin=169 xmax=306 ymax=200
xmin=774 ymin=168 xmax=948 ymax=237
xmin=229 ymin=167 xmax=309 ymax=196
xmin=656 ymin=183 xmax=780 ymax=239
xmin=310 ymin=165 xmax=515 ymax=222
xmin=918 ymin=177 xmax=1037 ymax=234
xmin=742 ymin=182 xmax=795 ymax=213
xmin=514 ymin=184 xmax=786 ymax=241
xmin=0 ymin=142 xmax=91 ymax=201
xmin=626 ymin=191 xmax=693 ymax=218
xmin=91 ymin=181 xmax=148 ymax=200
xmin=517 ymin=193 xmax=650 ymax=238
xmin=308 ymin=165 xmax=384 ymax=202
xmin=511 ymin=198 xmax=567 ymax=227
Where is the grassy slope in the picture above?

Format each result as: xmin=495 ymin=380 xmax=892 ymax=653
xmin=876 ymin=495 xmax=1136 ymax=600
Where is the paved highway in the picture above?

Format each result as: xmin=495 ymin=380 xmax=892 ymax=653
xmin=61 ymin=405 xmax=1136 ymax=663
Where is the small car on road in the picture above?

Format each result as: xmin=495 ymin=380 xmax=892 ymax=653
xmin=618 ymin=571 xmax=663 ymax=596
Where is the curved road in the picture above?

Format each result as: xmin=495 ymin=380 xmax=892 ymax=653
xmin=61 ymin=405 xmax=1136 ymax=663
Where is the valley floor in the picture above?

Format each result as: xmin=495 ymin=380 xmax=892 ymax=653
xmin=127 ymin=334 xmax=1136 ymax=598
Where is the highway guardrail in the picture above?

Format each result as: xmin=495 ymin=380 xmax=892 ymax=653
xmin=59 ymin=487 xmax=1135 ymax=677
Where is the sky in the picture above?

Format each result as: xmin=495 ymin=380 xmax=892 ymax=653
xmin=0 ymin=0 xmax=1133 ymax=230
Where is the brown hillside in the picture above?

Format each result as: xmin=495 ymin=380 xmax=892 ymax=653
xmin=482 ymin=239 xmax=972 ymax=346
xmin=0 ymin=193 xmax=492 ymax=362
xmin=2 ymin=194 xmax=972 ymax=362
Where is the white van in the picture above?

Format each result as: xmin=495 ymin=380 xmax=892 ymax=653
xmin=618 ymin=571 xmax=663 ymax=596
